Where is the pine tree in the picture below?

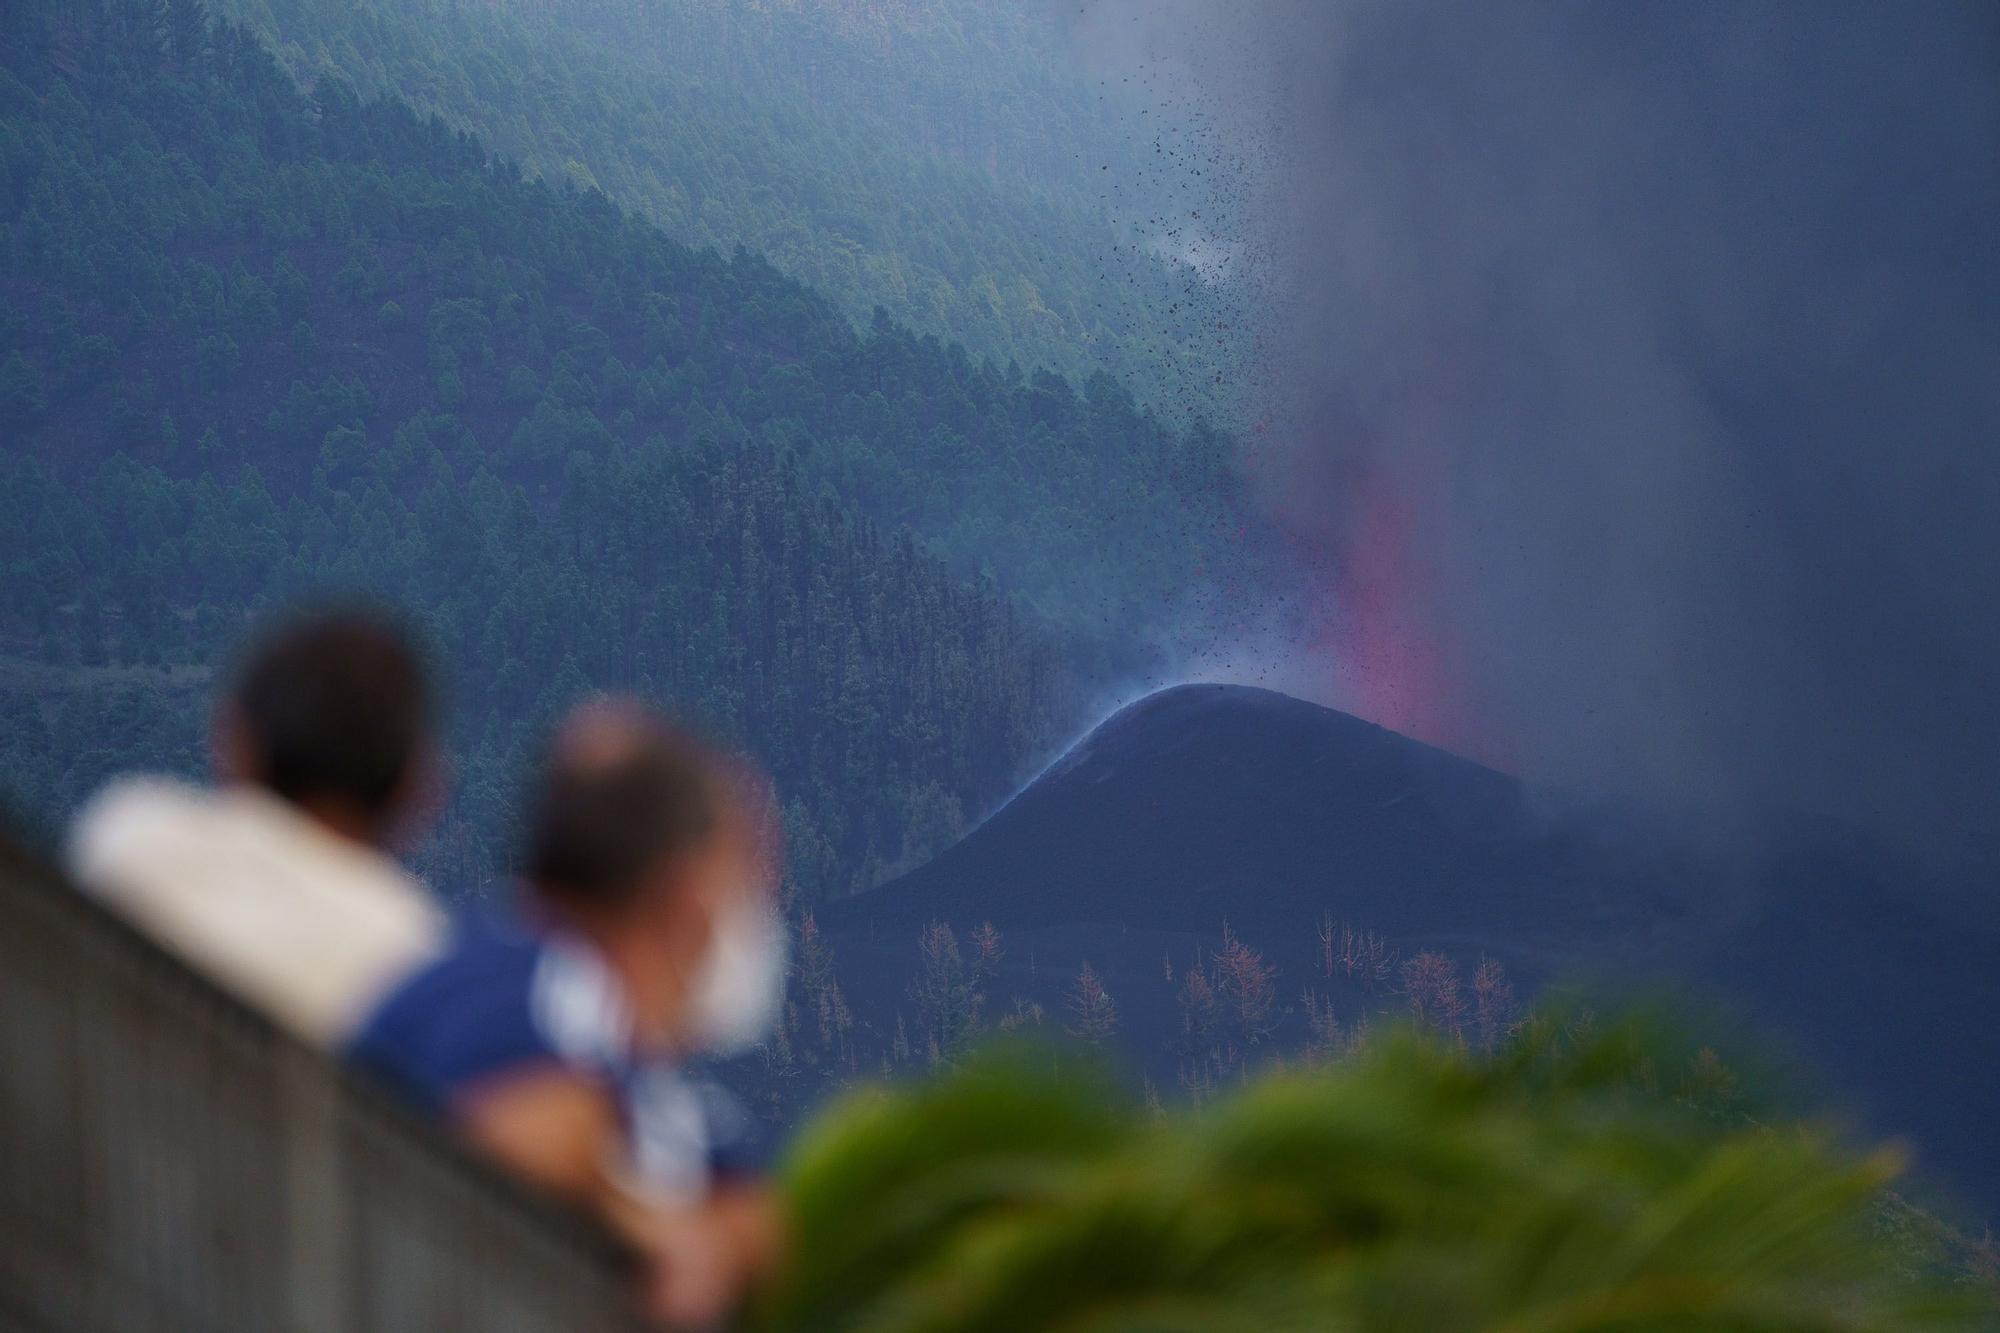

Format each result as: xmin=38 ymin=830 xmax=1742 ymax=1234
xmin=908 ymin=921 xmax=979 ymax=1063
xmin=1177 ymin=954 xmax=1220 ymax=1069
xmin=1212 ymin=924 xmax=1278 ymax=1053
xmin=1064 ymin=961 xmax=1116 ymax=1046
xmin=795 ymin=912 xmax=837 ymax=1047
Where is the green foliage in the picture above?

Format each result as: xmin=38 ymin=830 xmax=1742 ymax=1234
xmin=209 ymin=0 xmax=1249 ymax=413
xmin=758 ymin=1019 xmax=1990 ymax=1332
xmin=0 ymin=351 xmax=44 ymax=423
xmin=0 ymin=0 xmax=1255 ymax=634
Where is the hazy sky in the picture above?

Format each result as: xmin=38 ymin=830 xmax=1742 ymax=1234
xmin=1078 ymin=1 xmax=2000 ymax=861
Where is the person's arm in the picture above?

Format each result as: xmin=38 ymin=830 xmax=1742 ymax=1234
xmin=706 ymin=1181 xmax=781 ymax=1278
xmin=457 ymin=1065 xmax=620 ymax=1205
xmin=626 ymin=1179 xmax=781 ymax=1328
xmin=456 ymin=1069 xmax=775 ymax=1327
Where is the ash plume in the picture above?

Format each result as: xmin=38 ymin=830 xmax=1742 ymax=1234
xmin=1078 ymin=1 xmax=2000 ymax=861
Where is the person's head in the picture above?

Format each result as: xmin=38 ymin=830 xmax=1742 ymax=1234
xmin=525 ymin=698 xmax=782 ymax=1052
xmin=214 ymin=608 xmax=436 ymax=848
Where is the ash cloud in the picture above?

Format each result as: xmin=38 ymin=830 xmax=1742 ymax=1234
xmin=1078 ymin=1 xmax=2000 ymax=860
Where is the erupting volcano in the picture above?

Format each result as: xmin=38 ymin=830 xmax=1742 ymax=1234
xmin=839 ymin=681 xmax=2000 ymax=1217
xmin=1320 ymin=467 xmax=1456 ymax=747
xmin=1262 ymin=447 xmax=1495 ymax=769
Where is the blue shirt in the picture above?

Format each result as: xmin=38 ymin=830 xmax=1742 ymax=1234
xmin=347 ymin=920 xmax=759 ymax=1198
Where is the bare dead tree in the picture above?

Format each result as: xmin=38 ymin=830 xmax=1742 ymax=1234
xmin=1472 ymin=956 xmax=1515 ymax=1054
xmin=1400 ymin=950 xmax=1466 ymax=1040
xmin=1358 ymin=929 xmax=1396 ymax=989
xmin=1301 ymin=986 xmax=1342 ymax=1065
xmin=997 ymin=997 xmax=1044 ymax=1032
xmin=970 ymin=920 xmax=1003 ymax=982
xmin=1328 ymin=918 xmax=1397 ymax=989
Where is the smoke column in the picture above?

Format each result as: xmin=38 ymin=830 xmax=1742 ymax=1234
xmin=1079 ymin=1 xmax=2000 ymax=860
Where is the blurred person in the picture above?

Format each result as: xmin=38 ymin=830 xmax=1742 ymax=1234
xmin=347 ymin=700 xmax=785 ymax=1327
xmin=68 ymin=609 xmax=446 ymax=1049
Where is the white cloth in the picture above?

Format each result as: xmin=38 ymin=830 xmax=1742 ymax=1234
xmin=68 ymin=776 xmax=446 ymax=1049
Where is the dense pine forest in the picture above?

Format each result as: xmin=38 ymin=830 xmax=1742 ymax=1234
xmin=203 ymin=0 xmax=1251 ymax=414
xmin=0 ymin=0 xmax=1263 ymax=900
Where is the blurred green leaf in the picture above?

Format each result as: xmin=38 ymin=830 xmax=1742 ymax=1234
xmin=752 ymin=1014 xmax=1992 ymax=1332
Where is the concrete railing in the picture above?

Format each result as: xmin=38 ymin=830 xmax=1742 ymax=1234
xmin=0 ymin=834 xmax=644 ymax=1333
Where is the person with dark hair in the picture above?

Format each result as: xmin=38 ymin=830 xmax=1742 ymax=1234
xmin=68 ymin=608 xmax=445 ymax=1048
xmin=347 ymin=698 xmax=786 ymax=1327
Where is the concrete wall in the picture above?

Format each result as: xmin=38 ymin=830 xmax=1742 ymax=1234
xmin=0 ymin=836 xmax=643 ymax=1332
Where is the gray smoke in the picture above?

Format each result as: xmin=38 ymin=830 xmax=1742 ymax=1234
xmin=1078 ymin=1 xmax=2000 ymax=861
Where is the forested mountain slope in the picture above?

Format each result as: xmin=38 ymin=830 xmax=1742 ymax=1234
xmin=204 ymin=0 xmax=1249 ymax=414
xmin=0 ymin=5 xmax=1250 ymax=633
xmin=0 ymin=0 xmax=1259 ymax=898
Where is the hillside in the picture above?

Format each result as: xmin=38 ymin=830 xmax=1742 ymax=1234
xmin=2 ymin=0 xmax=1172 ymax=899
xmin=822 ymin=684 xmax=2000 ymax=1220
xmin=0 ymin=1 xmax=1258 ymax=638
xmin=208 ymin=0 xmax=1252 ymax=415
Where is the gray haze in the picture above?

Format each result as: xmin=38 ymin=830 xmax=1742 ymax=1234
xmin=1080 ymin=2 xmax=2000 ymax=861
